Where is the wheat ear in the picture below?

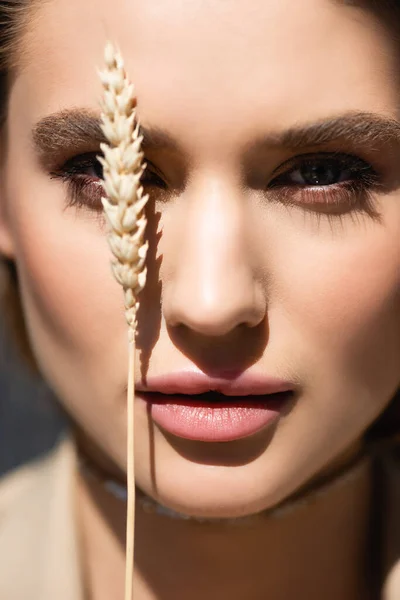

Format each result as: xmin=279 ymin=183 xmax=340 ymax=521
xmin=98 ymin=41 xmax=149 ymax=600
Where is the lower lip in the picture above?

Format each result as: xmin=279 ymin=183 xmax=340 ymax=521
xmin=138 ymin=392 xmax=292 ymax=442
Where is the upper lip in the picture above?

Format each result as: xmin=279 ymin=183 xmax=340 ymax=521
xmin=135 ymin=370 xmax=294 ymax=396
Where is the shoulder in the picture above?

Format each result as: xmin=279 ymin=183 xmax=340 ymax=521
xmin=0 ymin=437 xmax=69 ymax=524
xmin=0 ymin=449 xmax=56 ymax=518
xmin=0 ymin=436 xmax=80 ymax=600
xmin=0 ymin=446 xmax=59 ymax=597
xmin=0 ymin=437 xmax=72 ymax=546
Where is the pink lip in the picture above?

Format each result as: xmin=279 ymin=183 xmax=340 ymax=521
xmin=136 ymin=371 xmax=295 ymax=442
xmin=135 ymin=370 xmax=293 ymax=396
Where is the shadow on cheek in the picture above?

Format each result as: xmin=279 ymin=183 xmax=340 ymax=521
xmin=136 ymin=200 xmax=162 ymax=382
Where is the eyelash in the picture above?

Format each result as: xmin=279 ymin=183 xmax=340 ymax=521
xmin=50 ymin=153 xmax=166 ymax=212
xmin=268 ymin=152 xmax=380 ymax=218
xmin=49 ymin=151 xmax=381 ymax=220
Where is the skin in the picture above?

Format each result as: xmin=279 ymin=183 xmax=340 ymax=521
xmin=0 ymin=0 xmax=399 ymax=598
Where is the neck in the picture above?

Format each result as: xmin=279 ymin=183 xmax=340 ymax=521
xmin=75 ymin=452 xmax=373 ymax=600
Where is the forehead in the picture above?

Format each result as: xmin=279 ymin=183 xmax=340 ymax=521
xmin=14 ymin=0 xmax=399 ymax=147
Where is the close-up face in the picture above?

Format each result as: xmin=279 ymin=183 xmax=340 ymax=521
xmin=0 ymin=0 xmax=399 ymax=518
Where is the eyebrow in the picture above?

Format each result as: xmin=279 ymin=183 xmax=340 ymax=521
xmin=32 ymin=109 xmax=105 ymax=163
xmin=32 ymin=108 xmax=400 ymax=166
xmin=250 ymin=112 xmax=400 ymax=152
xmin=32 ymin=108 xmax=179 ymax=166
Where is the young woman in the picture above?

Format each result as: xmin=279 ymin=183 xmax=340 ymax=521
xmin=0 ymin=0 xmax=399 ymax=598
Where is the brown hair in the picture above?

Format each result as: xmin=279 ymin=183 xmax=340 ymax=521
xmin=0 ymin=1 xmax=40 ymax=367
xmin=0 ymin=0 xmax=398 ymax=436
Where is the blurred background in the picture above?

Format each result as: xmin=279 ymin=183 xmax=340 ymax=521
xmin=0 ymin=311 xmax=65 ymax=477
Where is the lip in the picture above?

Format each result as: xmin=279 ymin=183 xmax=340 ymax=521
xmin=135 ymin=370 xmax=294 ymax=396
xmin=136 ymin=370 xmax=294 ymax=442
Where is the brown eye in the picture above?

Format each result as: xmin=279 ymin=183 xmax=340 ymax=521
xmin=56 ymin=152 xmax=104 ymax=180
xmin=49 ymin=152 xmax=105 ymax=210
xmin=288 ymin=161 xmax=349 ymax=186
xmin=270 ymin=154 xmax=376 ymax=189
xmin=267 ymin=153 xmax=381 ymax=219
xmin=50 ymin=152 xmax=167 ymax=211
xmin=86 ymin=155 xmax=104 ymax=180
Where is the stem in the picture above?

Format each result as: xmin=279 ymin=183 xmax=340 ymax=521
xmin=125 ymin=336 xmax=136 ymax=600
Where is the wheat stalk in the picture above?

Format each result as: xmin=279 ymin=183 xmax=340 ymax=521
xmin=98 ymin=41 xmax=149 ymax=600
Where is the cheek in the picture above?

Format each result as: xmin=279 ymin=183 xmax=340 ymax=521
xmin=9 ymin=180 xmax=124 ymax=366
xmin=275 ymin=208 xmax=400 ymax=392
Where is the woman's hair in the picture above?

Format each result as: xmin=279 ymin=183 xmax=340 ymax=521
xmin=0 ymin=1 xmax=39 ymax=367
xmin=0 ymin=0 xmax=399 ymax=436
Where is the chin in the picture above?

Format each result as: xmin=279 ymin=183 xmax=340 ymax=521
xmin=137 ymin=452 xmax=282 ymax=520
xmin=150 ymin=487 xmax=270 ymax=520
xmin=134 ymin=417 xmax=300 ymax=519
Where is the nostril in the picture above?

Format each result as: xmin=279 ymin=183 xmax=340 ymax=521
xmin=166 ymin=291 xmax=266 ymax=333
xmin=167 ymin=310 xmax=261 ymax=337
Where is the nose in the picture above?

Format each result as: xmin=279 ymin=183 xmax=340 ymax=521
xmin=162 ymin=179 xmax=266 ymax=337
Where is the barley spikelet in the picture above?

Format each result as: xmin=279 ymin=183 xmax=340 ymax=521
xmin=98 ymin=41 xmax=148 ymax=600
xmin=98 ymin=41 xmax=148 ymax=339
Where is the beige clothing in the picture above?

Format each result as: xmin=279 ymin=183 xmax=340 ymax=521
xmin=0 ymin=436 xmax=400 ymax=600
xmin=0 ymin=438 xmax=83 ymax=600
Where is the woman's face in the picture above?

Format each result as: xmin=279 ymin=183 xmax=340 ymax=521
xmin=0 ymin=0 xmax=399 ymax=517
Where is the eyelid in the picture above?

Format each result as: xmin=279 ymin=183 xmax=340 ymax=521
xmin=60 ymin=152 xmax=166 ymax=183
xmin=268 ymin=152 xmax=378 ymax=188
xmin=50 ymin=151 xmax=169 ymax=213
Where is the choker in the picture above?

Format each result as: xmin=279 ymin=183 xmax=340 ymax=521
xmin=78 ymin=447 xmax=369 ymax=525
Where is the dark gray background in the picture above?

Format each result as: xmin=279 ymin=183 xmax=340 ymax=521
xmin=0 ymin=314 xmax=65 ymax=477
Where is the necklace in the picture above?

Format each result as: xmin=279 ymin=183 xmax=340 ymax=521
xmin=79 ymin=446 xmax=369 ymax=525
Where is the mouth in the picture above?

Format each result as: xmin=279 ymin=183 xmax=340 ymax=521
xmin=137 ymin=390 xmax=294 ymax=442
xmin=141 ymin=390 xmax=292 ymax=406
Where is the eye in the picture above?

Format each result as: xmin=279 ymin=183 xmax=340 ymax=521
xmin=75 ymin=154 xmax=104 ymax=180
xmin=50 ymin=151 xmax=167 ymax=211
xmin=285 ymin=160 xmax=352 ymax=186
xmin=270 ymin=154 xmax=373 ymax=188
xmin=268 ymin=153 xmax=381 ymax=217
